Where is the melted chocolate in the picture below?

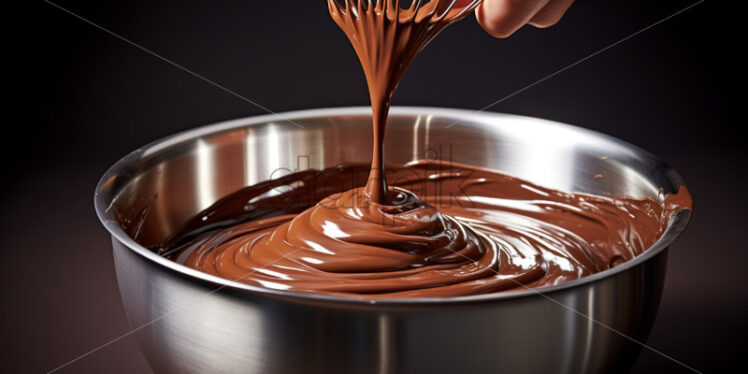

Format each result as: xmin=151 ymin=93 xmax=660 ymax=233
xmin=154 ymin=1 xmax=693 ymax=298
xmin=161 ymin=162 xmax=691 ymax=298
xmin=327 ymin=0 xmax=473 ymax=204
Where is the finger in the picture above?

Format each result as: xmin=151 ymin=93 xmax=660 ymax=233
xmin=529 ymin=0 xmax=575 ymax=28
xmin=476 ymin=0 xmax=550 ymax=39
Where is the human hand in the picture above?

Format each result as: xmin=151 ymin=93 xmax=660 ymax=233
xmin=473 ymin=0 xmax=575 ymax=38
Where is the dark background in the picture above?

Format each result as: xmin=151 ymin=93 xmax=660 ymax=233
xmin=3 ymin=0 xmax=743 ymax=372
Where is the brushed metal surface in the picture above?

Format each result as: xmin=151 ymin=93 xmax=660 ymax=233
xmin=96 ymin=107 xmax=691 ymax=373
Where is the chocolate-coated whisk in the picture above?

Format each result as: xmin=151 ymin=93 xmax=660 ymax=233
xmin=328 ymin=0 xmax=482 ymax=24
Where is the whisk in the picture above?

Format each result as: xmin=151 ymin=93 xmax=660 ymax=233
xmin=328 ymin=0 xmax=483 ymax=24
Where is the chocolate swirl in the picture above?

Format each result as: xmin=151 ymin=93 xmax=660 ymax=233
xmin=163 ymin=162 xmax=690 ymax=298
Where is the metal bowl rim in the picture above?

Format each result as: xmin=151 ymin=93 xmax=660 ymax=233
xmin=94 ymin=106 xmax=692 ymax=306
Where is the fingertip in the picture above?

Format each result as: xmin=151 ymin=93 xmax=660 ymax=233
xmin=529 ymin=0 xmax=574 ymax=29
xmin=475 ymin=0 xmax=521 ymax=39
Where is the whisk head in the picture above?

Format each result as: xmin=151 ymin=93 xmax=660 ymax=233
xmin=328 ymin=0 xmax=482 ymax=23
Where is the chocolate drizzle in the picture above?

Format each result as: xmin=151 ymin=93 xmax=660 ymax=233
xmin=328 ymin=0 xmax=473 ymax=204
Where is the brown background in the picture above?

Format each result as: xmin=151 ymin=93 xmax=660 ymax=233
xmin=3 ymin=0 xmax=743 ymax=372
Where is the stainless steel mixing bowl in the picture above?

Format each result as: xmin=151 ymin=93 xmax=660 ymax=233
xmin=95 ymin=107 xmax=691 ymax=373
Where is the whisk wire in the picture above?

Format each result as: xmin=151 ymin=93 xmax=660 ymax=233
xmin=329 ymin=0 xmax=481 ymax=23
